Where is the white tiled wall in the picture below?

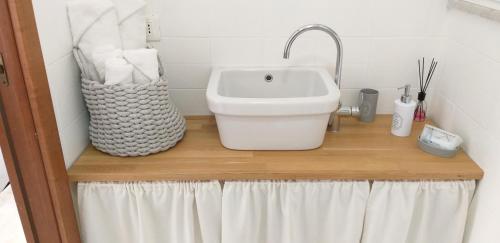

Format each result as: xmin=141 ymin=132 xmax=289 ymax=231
xmin=32 ymin=0 xmax=89 ymax=168
xmin=430 ymin=9 xmax=500 ymax=243
xmin=147 ymin=0 xmax=448 ymax=115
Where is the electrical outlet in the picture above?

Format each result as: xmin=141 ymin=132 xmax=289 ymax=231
xmin=146 ymin=15 xmax=161 ymax=42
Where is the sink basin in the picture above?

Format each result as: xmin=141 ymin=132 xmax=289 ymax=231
xmin=206 ymin=67 xmax=340 ymax=150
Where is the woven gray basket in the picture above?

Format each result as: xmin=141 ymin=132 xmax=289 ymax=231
xmin=73 ymin=47 xmax=186 ymax=156
xmin=81 ymin=78 xmax=186 ymax=156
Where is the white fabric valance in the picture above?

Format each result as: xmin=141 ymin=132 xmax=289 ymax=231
xmin=361 ymin=180 xmax=476 ymax=243
xmin=222 ymin=181 xmax=370 ymax=243
xmin=77 ymin=180 xmax=475 ymax=243
xmin=77 ymin=181 xmax=222 ymax=243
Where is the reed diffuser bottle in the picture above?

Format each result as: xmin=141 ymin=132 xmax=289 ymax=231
xmin=415 ymin=57 xmax=437 ymax=122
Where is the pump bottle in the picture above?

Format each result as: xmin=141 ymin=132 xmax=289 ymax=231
xmin=391 ymin=84 xmax=417 ymax=137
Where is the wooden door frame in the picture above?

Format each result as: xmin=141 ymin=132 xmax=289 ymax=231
xmin=0 ymin=0 xmax=81 ymax=242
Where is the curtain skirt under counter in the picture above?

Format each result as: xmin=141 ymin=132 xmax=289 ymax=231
xmin=362 ymin=181 xmax=476 ymax=243
xmin=77 ymin=181 xmax=222 ymax=243
xmin=77 ymin=180 xmax=475 ymax=243
xmin=222 ymin=181 xmax=370 ymax=243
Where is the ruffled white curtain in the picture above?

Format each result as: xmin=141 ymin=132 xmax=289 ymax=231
xmin=222 ymin=181 xmax=370 ymax=243
xmin=362 ymin=181 xmax=476 ymax=243
xmin=77 ymin=180 xmax=475 ymax=243
xmin=77 ymin=181 xmax=221 ymax=243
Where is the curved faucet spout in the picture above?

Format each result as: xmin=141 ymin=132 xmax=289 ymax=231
xmin=283 ymin=24 xmax=343 ymax=88
xmin=284 ymin=24 xmax=347 ymax=132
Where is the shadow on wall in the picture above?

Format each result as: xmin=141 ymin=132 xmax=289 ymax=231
xmin=0 ymin=149 xmax=8 ymax=190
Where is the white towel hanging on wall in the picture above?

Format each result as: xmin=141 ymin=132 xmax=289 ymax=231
xmin=77 ymin=181 xmax=222 ymax=243
xmin=361 ymin=180 xmax=476 ymax=243
xmin=221 ymin=180 xmax=370 ymax=243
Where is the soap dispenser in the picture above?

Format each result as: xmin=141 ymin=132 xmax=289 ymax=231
xmin=391 ymin=84 xmax=417 ymax=137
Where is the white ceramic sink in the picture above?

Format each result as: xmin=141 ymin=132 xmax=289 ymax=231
xmin=206 ymin=67 xmax=340 ymax=150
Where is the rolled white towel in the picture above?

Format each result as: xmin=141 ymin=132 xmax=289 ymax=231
xmin=111 ymin=0 xmax=147 ymax=49
xmin=123 ymin=49 xmax=159 ymax=84
xmin=92 ymin=45 xmax=123 ymax=82
xmin=105 ymin=58 xmax=134 ymax=86
xmin=67 ymin=0 xmax=123 ymax=81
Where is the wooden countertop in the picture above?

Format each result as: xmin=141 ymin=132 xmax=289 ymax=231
xmin=68 ymin=115 xmax=483 ymax=182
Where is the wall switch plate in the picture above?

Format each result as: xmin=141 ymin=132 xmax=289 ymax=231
xmin=146 ymin=14 xmax=161 ymax=42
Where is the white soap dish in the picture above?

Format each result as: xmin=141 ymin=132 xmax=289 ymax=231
xmin=418 ymin=125 xmax=462 ymax=158
xmin=418 ymin=139 xmax=460 ymax=158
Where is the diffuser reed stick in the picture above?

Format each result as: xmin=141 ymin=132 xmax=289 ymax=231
xmin=415 ymin=57 xmax=437 ymax=121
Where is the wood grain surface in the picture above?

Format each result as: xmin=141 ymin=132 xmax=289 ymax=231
xmin=68 ymin=115 xmax=483 ymax=181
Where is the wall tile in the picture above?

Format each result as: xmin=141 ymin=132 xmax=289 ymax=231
xmin=375 ymin=88 xmax=400 ymax=114
xmin=464 ymin=131 xmax=500 ymax=242
xmin=211 ymin=38 xmax=317 ymax=66
xmin=315 ymin=0 xmax=372 ymax=37
xmin=144 ymin=0 xmax=161 ymax=15
xmin=164 ymin=64 xmax=212 ymax=89
xmin=46 ymin=54 xmax=86 ymax=133
xmin=429 ymin=93 xmax=456 ymax=131
xmin=33 ymin=0 xmax=89 ymax=167
xmin=440 ymin=41 xmax=500 ymax=133
xmin=59 ymin=113 xmax=89 ymax=168
xmin=424 ymin=0 xmax=450 ymax=37
xmin=169 ymin=89 xmax=211 ymax=115
xmin=464 ymin=179 xmax=500 ymax=243
xmin=365 ymin=38 xmax=421 ymax=88
xmin=158 ymin=0 xmax=212 ymax=37
xmin=335 ymin=64 xmax=369 ymax=89
xmin=158 ymin=38 xmax=211 ymax=64
xmin=260 ymin=0 xmax=372 ymax=38
xmin=369 ymin=0 xmax=433 ymax=37
xmin=338 ymin=89 xmax=361 ymax=108
xmin=365 ymin=38 xmax=443 ymax=89
xmin=260 ymin=38 xmax=317 ymax=66
xmin=32 ymin=0 xmax=74 ymax=64
xmin=315 ymin=37 xmax=371 ymax=66
xmin=210 ymin=0 xmax=265 ymax=37
xmin=447 ymin=10 xmax=500 ymax=62
xmin=260 ymin=0 xmax=321 ymax=37
xmin=211 ymin=38 xmax=263 ymax=65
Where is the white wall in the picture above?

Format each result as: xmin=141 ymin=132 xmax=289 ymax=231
xmin=430 ymin=9 xmax=500 ymax=243
xmin=32 ymin=0 xmax=89 ymax=168
xmin=0 ymin=149 xmax=8 ymax=190
xmin=147 ymin=0 xmax=448 ymax=115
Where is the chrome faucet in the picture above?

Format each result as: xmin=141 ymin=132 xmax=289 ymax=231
xmin=283 ymin=24 xmax=359 ymax=132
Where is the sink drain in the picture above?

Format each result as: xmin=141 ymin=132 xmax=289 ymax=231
xmin=264 ymin=73 xmax=273 ymax=82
